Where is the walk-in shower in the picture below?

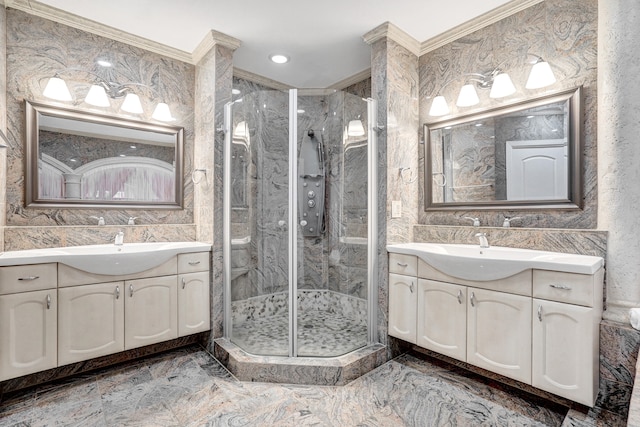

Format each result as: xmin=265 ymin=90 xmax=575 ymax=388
xmin=223 ymin=88 xmax=377 ymax=358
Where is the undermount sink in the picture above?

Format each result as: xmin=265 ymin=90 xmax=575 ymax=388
xmin=0 ymin=241 xmax=212 ymax=275
xmin=387 ymin=242 xmax=604 ymax=281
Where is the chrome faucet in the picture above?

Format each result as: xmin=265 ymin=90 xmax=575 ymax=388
xmin=502 ymin=216 xmax=521 ymax=228
xmin=90 ymin=216 xmax=105 ymax=226
xmin=127 ymin=217 xmax=138 ymax=225
xmin=464 ymin=217 xmax=480 ymax=227
xmin=114 ymin=231 xmax=124 ymax=246
xmin=475 ymin=232 xmax=489 ymax=248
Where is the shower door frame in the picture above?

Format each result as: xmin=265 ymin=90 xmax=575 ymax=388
xmin=223 ymin=92 xmax=379 ymax=357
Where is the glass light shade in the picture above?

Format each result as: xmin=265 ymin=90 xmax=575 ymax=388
xmin=489 ymin=73 xmax=516 ymax=98
xmin=151 ymin=102 xmax=175 ymax=121
xmin=43 ymin=77 xmax=72 ymax=101
xmin=428 ymin=95 xmax=450 ymax=116
xmin=526 ymin=60 xmax=556 ymax=89
xmin=234 ymin=121 xmax=249 ymax=138
xmin=84 ymin=85 xmax=110 ymax=107
xmin=347 ymin=119 xmax=365 ymax=137
xmin=121 ymin=93 xmax=144 ymax=114
xmin=456 ymin=84 xmax=480 ymax=107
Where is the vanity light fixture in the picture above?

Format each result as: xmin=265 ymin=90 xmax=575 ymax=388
xmin=428 ymin=54 xmax=557 ymax=116
xmin=42 ymin=66 xmax=176 ymax=122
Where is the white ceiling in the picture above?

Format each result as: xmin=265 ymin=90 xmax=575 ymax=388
xmin=37 ymin=0 xmax=515 ymax=88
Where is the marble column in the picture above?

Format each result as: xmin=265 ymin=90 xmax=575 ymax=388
xmin=193 ymin=30 xmax=240 ymax=342
xmin=365 ymin=23 xmax=420 ymax=356
xmin=598 ymin=1 xmax=640 ymax=323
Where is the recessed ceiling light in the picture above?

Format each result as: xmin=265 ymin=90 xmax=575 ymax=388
xmin=270 ymin=54 xmax=289 ymax=64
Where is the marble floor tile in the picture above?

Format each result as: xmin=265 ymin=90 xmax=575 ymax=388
xmin=0 ymin=346 xmax=629 ymax=426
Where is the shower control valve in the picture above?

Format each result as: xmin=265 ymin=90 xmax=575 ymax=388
xmin=307 ymin=191 xmax=316 ymax=199
xmin=308 ymin=200 xmax=316 ymax=208
xmin=300 ymin=220 xmax=308 ymax=227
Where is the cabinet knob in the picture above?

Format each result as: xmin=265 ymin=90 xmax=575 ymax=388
xmin=537 ymin=305 xmax=543 ymax=322
xmin=46 ymin=294 xmax=51 ymax=309
xmin=457 ymin=290 xmax=463 ymax=304
xmin=410 ymin=281 xmax=414 ymax=293
xmin=549 ymin=284 xmax=572 ymax=290
xmin=470 ymin=292 xmax=476 ymax=307
xmin=115 ymin=286 xmax=120 ymax=300
xmin=188 ymin=261 xmax=201 ymax=266
xmin=18 ymin=276 xmax=40 ymax=281
xmin=129 ymin=284 xmax=134 ymax=298
xmin=182 ymin=278 xmax=186 ymax=289
xmin=396 ymin=262 xmax=408 ymax=267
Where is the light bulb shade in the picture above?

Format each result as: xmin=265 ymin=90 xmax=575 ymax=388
xmin=151 ymin=102 xmax=175 ymax=121
xmin=234 ymin=121 xmax=248 ymax=138
xmin=428 ymin=95 xmax=450 ymax=116
xmin=84 ymin=84 xmax=110 ymax=107
xmin=456 ymin=84 xmax=480 ymax=107
xmin=489 ymin=73 xmax=516 ymax=98
xmin=121 ymin=93 xmax=144 ymax=114
xmin=347 ymin=119 xmax=365 ymax=137
xmin=526 ymin=60 xmax=556 ymax=89
xmin=43 ymin=77 xmax=72 ymax=101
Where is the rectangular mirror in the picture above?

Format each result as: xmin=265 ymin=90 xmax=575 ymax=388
xmin=25 ymin=100 xmax=184 ymax=209
xmin=424 ymin=87 xmax=582 ymax=211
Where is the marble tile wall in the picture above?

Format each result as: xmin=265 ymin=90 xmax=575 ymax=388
xmin=4 ymin=9 xmax=196 ymax=249
xmin=418 ymin=0 xmax=597 ymax=229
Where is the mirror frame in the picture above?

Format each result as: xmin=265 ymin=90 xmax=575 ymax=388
xmin=424 ymin=86 xmax=583 ymax=211
xmin=25 ymin=100 xmax=184 ymax=209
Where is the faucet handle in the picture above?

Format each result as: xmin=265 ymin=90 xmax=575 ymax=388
xmin=127 ymin=217 xmax=138 ymax=225
xmin=502 ymin=216 xmax=522 ymax=228
xmin=464 ymin=217 xmax=480 ymax=227
xmin=90 ymin=216 xmax=105 ymax=226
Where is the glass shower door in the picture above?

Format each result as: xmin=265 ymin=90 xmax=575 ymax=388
xmin=225 ymin=89 xmax=290 ymax=356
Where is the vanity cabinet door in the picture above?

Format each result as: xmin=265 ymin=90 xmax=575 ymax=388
xmin=58 ymin=282 xmax=124 ymax=365
xmin=0 ymin=290 xmax=57 ymax=381
xmin=417 ymin=279 xmax=466 ymax=361
xmin=178 ymin=272 xmax=210 ymax=336
xmin=467 ymin=287 xmax=531 ymax=384
xmin=388 ymin=273 xmax=417 ymax=343
xmin=125 ymin=276 xmax=178 ymax=349
xmin=532 ymin=299 xmax=597 ymax=406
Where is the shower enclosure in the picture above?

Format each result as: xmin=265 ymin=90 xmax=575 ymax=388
xmin=223 ymin=88 xmax=377 ymax=358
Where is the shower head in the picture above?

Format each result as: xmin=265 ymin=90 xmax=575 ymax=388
xmin=307 ymin=129 xmax=315 ymax=137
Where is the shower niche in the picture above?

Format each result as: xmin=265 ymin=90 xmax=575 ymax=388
xmin=223 ymin=87 xmax=377 ymax=359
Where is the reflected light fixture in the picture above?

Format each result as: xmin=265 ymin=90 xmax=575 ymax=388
xmin=347 ymin=119 xmax=365 ymax=137
xmin=234 ymin=121 xmax=249 ymax=138
xmin=42 ymin=65 xmax=177 ymax=122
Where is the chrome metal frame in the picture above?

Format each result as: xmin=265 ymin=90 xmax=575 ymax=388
xmin=223 ymin=101 xmax=233 ymax=339
xmin=288 ymin=89 xmax=298 ymax=357
xmin=367 ymin=98 xmax=379 ymax=345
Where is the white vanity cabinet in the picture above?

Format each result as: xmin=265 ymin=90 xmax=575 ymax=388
xmin=417 ymin=279 xmax=466 ymax=361
xmin=58 ymin=281 xmax=124 ymax=365
xmin=125 ymin=275 xmax=178 ymax=349
xmin=388 ymin=254 xmax=418 ymax=343
xmin=467 ymin=287 xmax=531 ymax=384
xmin=387 ymin=250 xmax=604 ymax=407
xmin=177 ymin=252 xmax=210 ymax=336
xmin=0 ymin=264 xmax=58 ymax=381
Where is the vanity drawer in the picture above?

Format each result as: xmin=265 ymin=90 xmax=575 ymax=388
xmin=178 ymin=252 xmax=210 ymax=273
xmin=0 ymin=263 xmax=57 ymax=295
xmin=533 ymin=270 xmax=597 ymax=307
xmin=389 ymin=254 xmax=417 ymax=276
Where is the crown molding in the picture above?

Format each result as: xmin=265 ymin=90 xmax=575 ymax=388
xmin=5 ymin=0 xmax=193 ymax=63
xmin=329 ymin=68 xmax=371 ymax=90
xmin=362 ymin=21 xmax=421 ymax=56
xmin=192 ymin=30 xmax=242 ymax=64
xmin=420 ymin=0 xmax=544 ymax=55
xmin=233 ymin=68 xmax=291 ymax=91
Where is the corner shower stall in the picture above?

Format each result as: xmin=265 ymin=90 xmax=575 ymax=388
xmin=223 ymin=89 xmax=377 ymax=358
